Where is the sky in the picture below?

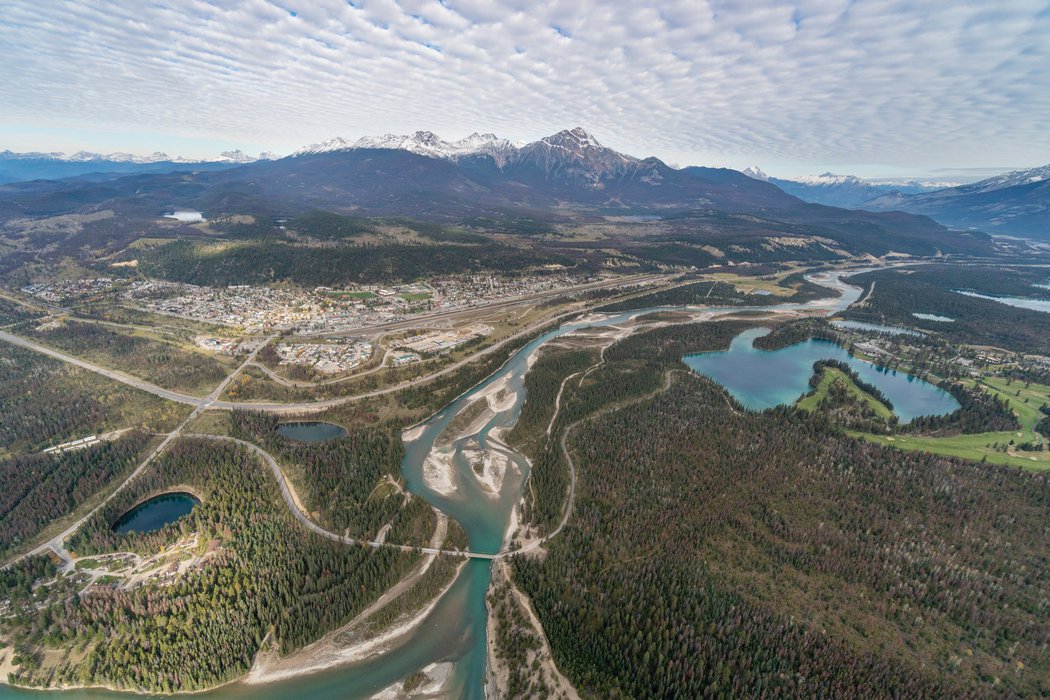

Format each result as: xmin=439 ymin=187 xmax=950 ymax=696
xmin=1 ymin=0 xmax=1048 ymax=181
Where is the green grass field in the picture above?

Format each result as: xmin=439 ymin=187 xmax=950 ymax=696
xmin=399 ymin=292 xmax=431 ymax=302
xmin=854 ymin=376 xmax=1050 ymax=471
xmin=797 ymin=366 xmax=894 ymax=419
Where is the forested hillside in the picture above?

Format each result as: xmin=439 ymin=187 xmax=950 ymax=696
xmin=6 ymin=438 xmax=424 ymax=692
xmin=512 ymin=322 xmax=1049 ymax=698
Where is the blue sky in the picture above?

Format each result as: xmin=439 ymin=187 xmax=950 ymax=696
xmin=1 ymin=0 xmax=1048 ymax=180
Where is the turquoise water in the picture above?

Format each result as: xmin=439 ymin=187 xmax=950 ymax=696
xmin=683 ymin=328 xmax=959 ymax=422
xmin=831 ymin=320 xmax=923 ymax=336
xmin=955 ymin=290 xmax=1050 ymax=314
xmin=112 ymin=493 xmax=200 ymax=535
xmin=276 ymin=421 xmax=347 ymax=442
xmin=913 ymin=312 xmax=954 ymax=322
xmin=0 ymin=271 xmax=869 ymax=699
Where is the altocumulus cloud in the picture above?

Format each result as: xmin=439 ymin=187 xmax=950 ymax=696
xmin=0 ymin=0 xmax=1048 ymax=170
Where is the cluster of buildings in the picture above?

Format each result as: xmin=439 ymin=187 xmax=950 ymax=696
xmin=275 ymin=339 xmax=373 ymax=375
xmin=396 ymin=323 xmax=493 ymax=355
xmin=124 ymin=280 xmax=328 ymax=333
xmin=428 ymin=272 xmax=596 ymax=309
xmin=23 ymin=271 xmax=602 ymax=335
xmin=22 ymin=278 xmax=117 ymax=304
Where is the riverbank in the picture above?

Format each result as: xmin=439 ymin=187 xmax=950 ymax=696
xmin=246 ymin=559 xmax=466 ymax=685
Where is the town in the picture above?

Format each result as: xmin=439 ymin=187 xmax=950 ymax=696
xmin=22 ymin=271 xmax=605 ymax=334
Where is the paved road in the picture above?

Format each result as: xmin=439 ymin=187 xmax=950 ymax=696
xmin=13 ymin=336 xmax=274 ymax=567
xmin=187 ymin=434 xmax=496 ymax=560
xmin=0 ymin=275 xmax=674 ymax=415
xmin=0 ymin=329 xmax=203 ymax=406
xmin=297 ymin=273 xmax=668 ymax=339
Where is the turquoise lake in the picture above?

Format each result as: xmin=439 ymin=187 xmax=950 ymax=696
xmin=684 ymin=327 xmax=959 ymax=422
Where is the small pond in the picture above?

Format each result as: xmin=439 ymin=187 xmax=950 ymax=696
xmin=276 ymin=421 xmax=348 ymax=442
xmin=683 ymin=327 xmax=959 ymax=422
xmin=113 ymin=492 xmax=200 ymax=534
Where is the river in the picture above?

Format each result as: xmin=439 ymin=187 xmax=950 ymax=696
xmin=0 ymin=270 xmax=872 ymax=699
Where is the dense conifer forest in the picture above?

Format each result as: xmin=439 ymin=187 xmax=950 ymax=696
xmin=511 ymin=321 xmax=1049 ymax=698
xmin=135 ymin=238 xmax=576 ymax=287
xmin=228 ymin=411 xmax=433 ymax=544
xmin=0 ymin=344 xmax=186 ymax=454
xmin=845 ymin=266 xmax=1050 ymax=355
xmin=23 ymin=320 xmax=230 ymax=393
xmin=0 ymin=433 xmax=150 ymax=556
xmin=7 ymin=438 xmax=422 ymax=691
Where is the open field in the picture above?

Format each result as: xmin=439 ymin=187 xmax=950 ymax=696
xmin=856 ymin=376 xmax=1050 ymax=471
xmin=797 ymin=365 xmax=894 ymax=419
xmin=21 ymin=319 xmax=237 ymax=394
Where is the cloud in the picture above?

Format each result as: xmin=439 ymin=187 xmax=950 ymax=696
xmin=0 ymin=0 xmax=1047 ymax=172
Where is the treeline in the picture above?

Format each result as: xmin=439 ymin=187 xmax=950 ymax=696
xmin=0 ymin=432 xmax=150 ymax=556
xmin=512 ymin=354 xmax=1049 ymax=698
xmin=228 ymin=411 xmax=432 ymax=544
xmin=0 ymin=296 xmax=44 ymax=325
xmin=596 ymin=280 xmax=751 ymax=312
xmin=752 ymin=318 xmax=839 ymax=351
xmin=138 ymin=238 xmax=574 ymax=287
xmin=814 ymin=359 xmax=894 ymax=410
xmin=804 ymin=367 xmax=896 ymax=433
xmin=507 ymin=347 xmax=597 ymax=454
xmin=845 ymin=266 xmax=1050 ymax=355
xmin=11 ymin=438 xmax=420 ymax=692
xmin=0 ymin=556 xmax=58 ymax=601
xmin=514 ymin=321 xmax=759 ymax=534
xmin=0 ymin=345 xmax=182 ymax=454
xmin=594 ymin=272 xmax=833 ymax=315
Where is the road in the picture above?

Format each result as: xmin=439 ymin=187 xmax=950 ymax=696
xmin=297 ymin=273 xmax=668 ymax=338
xmin=0 ymin=275 xmax=676 ymax=414
xmin=186 ymin=434 xmax=496 ymax=560
xmin=14 ymin=335 xmax=275 ymax=567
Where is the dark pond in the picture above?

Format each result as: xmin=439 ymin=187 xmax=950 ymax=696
xmin=276 ymin=421 xmax=348 ymax=442
xmin=113 ymin=492 xmax=200 ymax=534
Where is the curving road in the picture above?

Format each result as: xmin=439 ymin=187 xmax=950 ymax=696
xmin=185 ymin=434 xmax=496 ymax=560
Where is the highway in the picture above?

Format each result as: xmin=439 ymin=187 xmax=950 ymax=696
xmin=15 ymin=336 xmax=275 ymax=567
xmin=0 ymin=274 xmax=675 ymax=414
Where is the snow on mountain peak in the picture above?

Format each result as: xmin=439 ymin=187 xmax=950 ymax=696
xmin=965 ymin=164 xmax=1050 ymax=193
xmin=791 ymin=172 xmax=868 ymax=186
xmin=294 ymin=130 xmax=521 ymax=166
xmin=218 ymin=150 xmax=257 ymax=163
xmin=742 ymin=166 xmax=769 ymax=181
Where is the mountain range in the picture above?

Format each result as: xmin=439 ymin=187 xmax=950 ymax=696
xmin=861 ymin=165 xmax=1050 ymax=237
xmin=0 ymin=128 xmax=996 ymax=262
xmin=741 ymin=167 xmax=952 ymax=208
xmin=744 ymin=164 xmax=1050 ymax=238
xmin=0 ymin=149 xmax=275 ymax=185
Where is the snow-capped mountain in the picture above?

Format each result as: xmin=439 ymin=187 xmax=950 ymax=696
xmin=292 ymin=126 xmax=638 ymax=187
xmin=863 ymin=163 xmax=1050 ymax=237
xmin=0 ymin=148 xmax=269 ymax=184
xmin=949 ymin=164 xmax=1050 ymax=195
xmin=742 ymin=168 xmax=953 ymax=208
xmin=294 ymin=131 xmax=520 ymax=166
